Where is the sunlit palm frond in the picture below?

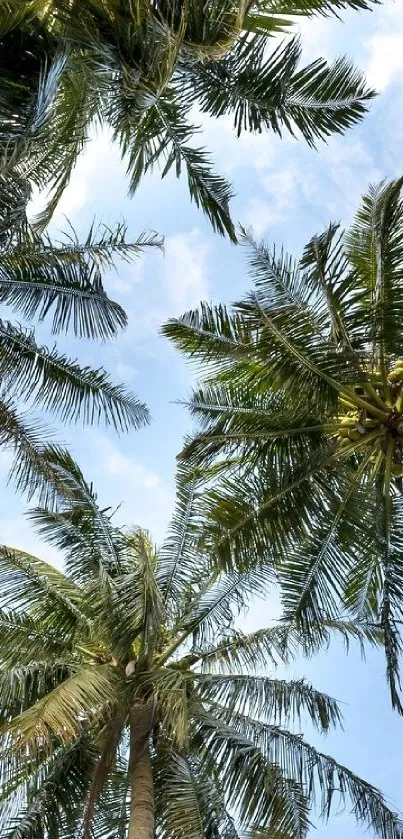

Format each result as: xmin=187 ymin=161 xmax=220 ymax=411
xmin=27 ymin=450 xmax=125 ymax=585
xmin=3 ymin=665 xmax=120 ymax=753
xmin=1 ymin=458 xmax=400 ymax=837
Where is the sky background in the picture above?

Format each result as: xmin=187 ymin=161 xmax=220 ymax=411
xmin=4 ymin=1 xmax=403 ymax=835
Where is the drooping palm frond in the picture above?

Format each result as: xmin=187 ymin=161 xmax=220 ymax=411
xmin=4 ymin=665 xmax=120 ymax=753
xmin=0 ymin=0 xmax=375 ymax=237
xmin=195 ymin=671 xmax=342 ymax=730
xmin=0 ymin=734 xmax=98 ymax=839
xmin=191 ymin=617 xmax=381 ymax=673
xmin=180 ymin=34 xmax=374 ymax=146
xmin=0 ymin=223 xmax=162 ymax=339
xmin=27 ymin=449 xmax=127 ymax=585
xmin=116 ymin=89 xmax=237 ymax=241
xmin=196 ymin=709 xmax=403 ymax=839
xmin=0 ymin=320 xmax=148 ymax=430
xmin=0 ymin=152 xmax=158 ymax=502
xmin=0 ymin=543 xmax=88 ymax=636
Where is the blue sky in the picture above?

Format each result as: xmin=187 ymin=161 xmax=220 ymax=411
xmin=5 ymin=0 xmax=403 ymax=835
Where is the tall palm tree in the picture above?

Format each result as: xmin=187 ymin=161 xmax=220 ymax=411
xmin=163 ymin=176 xmax=403 ymax=715
xmin=1 ymin=0 xmax=375 ymax=238
xmin=0 ymin=454 xmax=400 ymax=839
xmin=0 ymin=161 xmax=160 ymax=503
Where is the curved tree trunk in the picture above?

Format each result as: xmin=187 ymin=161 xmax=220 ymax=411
xmin=128 ymin=705 xmax=155 ymax=839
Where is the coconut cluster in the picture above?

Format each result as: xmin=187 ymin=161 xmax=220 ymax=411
xmin=333 ymin=360 xmax=403 ymax=477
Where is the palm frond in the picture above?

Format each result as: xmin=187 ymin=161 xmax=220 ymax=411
xmin=178 ymin=383 xmax=327 ymax=473
xmin=199 ymin=711 xmax=403 ymax=839
xmin=180 ymin=565 xmax=272 ymax=646
xmin=28 ymin=449 xmax=125 ymax=585
xmin=157 ymin=472 xmax=204 ymax=617
xmin=191 ymin=617 xmax=381 ymax=673
xmin=197 ymin=446 xmax=337 ymax=573
xmin=298 ymin=223 xmax=355 ymax=351
xmin=0 ymin=661 xmax=74 ymax=722
xmin=0 ymin=730 xmax=98 ymax=839
xmin=162 ymin=301 xmax=254 ymax=374
xmin=196 ymin=672 xmax=342 ymax=731
xmin=156 ymin=751 xmax=211 ymax=839
xmin=0 ymin=399 xmax=77 ymax=505
xmin=0 ymin=237 xmax=128 ymax=341
xmin=345 ymin=177 xmax=403 ymax=365
xmin=3 ymin=665 xmax=120 ymax=754
xmin=117 ymin=90 xmax=236 ymax=241
xmin=181 ymin=34 xmax=374 ymax=145
xmin=280 ymin=463 xmax=374 ymax=635
xmin=0 ymin=320 xmax=149 ymax=430
xmin=0 ymin=608 xmax=71 ymax=669
xmin=0 ymin=544 xmax=87 ymax=629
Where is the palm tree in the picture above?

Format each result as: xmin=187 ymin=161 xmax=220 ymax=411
xmin=1 ymin=0 xmax=375 ymax=238
xmin=0 ymin=454 xmax=400 ymax=839
xmin=0 ymin=161 xmax=160 ymax=503
xmin=163 ymin=176 xmax=403 ymax=715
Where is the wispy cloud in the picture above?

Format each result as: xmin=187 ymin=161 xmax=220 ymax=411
xmin=163 ymin=229 xmax=210 ymax=311
xmin=90 ymin=434 xmax=174 ymax=542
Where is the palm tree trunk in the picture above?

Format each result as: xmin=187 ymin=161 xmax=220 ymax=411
xmin=128 ymin=705 xmax=155 ymax=839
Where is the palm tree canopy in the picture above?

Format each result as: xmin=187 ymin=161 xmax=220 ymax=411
xmin=0 ymin=453 xmax=400 ymax=839
xmin=0 ymin=0 xmax=376 ymax=238
xmin=0 ymin=160 xmax=161 ymax=503
xmin=163 ymin=176 xmax=403 ymax=715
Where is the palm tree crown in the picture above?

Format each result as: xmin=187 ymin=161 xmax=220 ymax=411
xmin=0 ymin=455 xmax=400 ymax=839
xmin=0 ymin=162 xmax=160 ymax=503
xmin=1 ymin=0 xmax=375 ymax=238
xmin=163 ymin=176 xmax=403 ymax=715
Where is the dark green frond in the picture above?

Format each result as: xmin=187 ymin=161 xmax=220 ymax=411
xmin=182 ymin=34 xmax=374 ymax=145
xmin=117 ymin=91 xmax=236 ymax=241
xmin=157 ymin=473 xmax=204 ymax=616
xmin=345 ymin=177 xmax=403 ymax=364
xmin=1 ymin=735 xmax=97 ymax=839
xmin=0 ymin=321 xmax=149 ymax=430
xmin=199 ymin=711 xmax=403 ymax=839
xmin=0 ymin=399 xmax=75 ymax=505
xmin=196 ymin=672 xmax=342 ymax=731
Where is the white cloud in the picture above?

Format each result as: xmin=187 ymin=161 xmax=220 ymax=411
xmin=163 ymin=229 xmax=210 ymax=312
xmin=197 ymin=110 xmax=274 ymax=175
xmin=295 ymin=15 xmax=331 ymax=62
xmin=115 ymin=361 xmax=139 ymax=382
xmin=27 ymin=129 xmax=120 ymax=225
xmin=262 ymin=168 xmax=298 ymax=209
xmin=100 ymin=436 xmax=161 ymax=489
xmin=242 ymin=198 xmax=276 ymax=237
xmin=366 ymin=33 xmax=403 ymax=91
xmin=90 ymin=435 xmax=173 ymax=541
xmin=0 ymin=515 xmax=64 ymax=569
xmin=240 ymin=166 xmax=306 ymax=238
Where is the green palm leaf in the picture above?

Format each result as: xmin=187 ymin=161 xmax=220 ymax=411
xmin=181 ymin=34 xmax=374 ymax=145
xmin=1 ymin=0 xmax=375 ymax=236
xmin=165 ymin=178 xmax=403 ymax=714
xmin=0 ymin=321 xmax=148 ymax=430
xmin=1 ymin=457 xmax=401 ymax=838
